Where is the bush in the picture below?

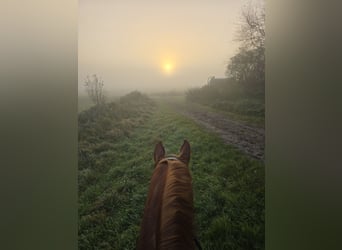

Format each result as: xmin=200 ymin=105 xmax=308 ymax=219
xmin=186 ymin=79 xmax=264 ymax=118
xmin=78 ymin=91 xmax=155 ymax=188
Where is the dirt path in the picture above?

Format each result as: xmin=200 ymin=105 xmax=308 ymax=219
xmin=166 ymin=100 xmax=265 ymax=160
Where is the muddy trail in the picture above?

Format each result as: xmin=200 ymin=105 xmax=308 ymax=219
xmin=165 ymin=99 xmax=265 ymax=161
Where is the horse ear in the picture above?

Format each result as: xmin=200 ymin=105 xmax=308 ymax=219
xmin=154 ymin=141 xmax=165 ymax=164
xmin=179 ymin=140 xmax=191 ymax=165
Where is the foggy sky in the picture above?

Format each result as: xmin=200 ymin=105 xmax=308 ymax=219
xmin=79 ymin=0 xmax=248 ymax=95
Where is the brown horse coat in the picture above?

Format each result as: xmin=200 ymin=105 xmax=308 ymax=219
xmin=137 ymin=140 xmax=194 ymax=250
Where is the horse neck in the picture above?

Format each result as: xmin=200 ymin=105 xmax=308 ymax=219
xmin=138 ymin=161 xmax=194 ymax=250
xmin=160 ymin=161 xmax=194 ymax=249
xmin=137 ymin=161 xmax=168 ymax=250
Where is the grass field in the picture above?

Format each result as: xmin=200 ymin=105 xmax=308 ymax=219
xmin=78 ymin=93 xmax=264 ymax=249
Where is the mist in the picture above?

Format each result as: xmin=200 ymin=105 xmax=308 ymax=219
xmin=79 ymin=0 xmax=245 ymax=96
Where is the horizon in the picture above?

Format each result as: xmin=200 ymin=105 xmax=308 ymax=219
xmin=79 ymin=0 xmax=254 ymax=96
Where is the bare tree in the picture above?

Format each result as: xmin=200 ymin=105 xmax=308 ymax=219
xmin=84 ymin=74 xmax=105 ymax=106
xmin=236 ymin=1 xmax=265 ymax=51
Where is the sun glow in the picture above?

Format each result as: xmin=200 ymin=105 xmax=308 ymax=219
xmin=163 ymin=62 xmax=174 ymax=74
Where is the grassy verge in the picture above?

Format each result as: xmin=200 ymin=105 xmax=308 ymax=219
xmin=153 ymin=94 xmax=264 ymax=128
xmin=79 ymin=94 xmax=264 ymax=250
xmin=78 ymin=95 xmax=94 ymax=113
xmin=78 ymin=95 xmax=121 ymax=113
xmin=185 ymin=80 xmax=265 ymax=127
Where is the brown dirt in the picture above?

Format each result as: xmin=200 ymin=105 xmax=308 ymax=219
xmin=169 ymin=100 xmax=265 ymax=161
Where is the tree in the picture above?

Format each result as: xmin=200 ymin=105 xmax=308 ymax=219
xmin=226 ymin=1 xmax=265 ymax=93
xmin=226 ymin=47 xmax=264 ymax=86
xmin=236 ymin=1 xmax=265 ymax=51
xmin=84 ymin=74 xmax=105 ymax=106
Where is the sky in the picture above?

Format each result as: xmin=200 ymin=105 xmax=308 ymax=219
xmin=78 ymin=0 xmax=249 ymax=95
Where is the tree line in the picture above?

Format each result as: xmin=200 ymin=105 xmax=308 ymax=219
xmin=186 ymin=2 xmax=265 ymax=116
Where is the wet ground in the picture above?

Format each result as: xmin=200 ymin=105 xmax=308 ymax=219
xmin=167 ymin=99 xmax=265 ymax=161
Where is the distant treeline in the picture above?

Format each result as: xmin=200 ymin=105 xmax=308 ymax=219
xmin=185 ymin=43 xmax=265 ymax=118
xmin=149 ymin=90 xmax=185 ymax=97
xmin=186 ymin=78 xmax=264 ymax=117
xmin=186 ymin=3 xmax=265 ymax=118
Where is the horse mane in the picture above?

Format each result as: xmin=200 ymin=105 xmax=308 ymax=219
xmin=137 ymin=159 xmax=194 ymax=250
xmin=160 ymin=160 xmax=194 ymax=249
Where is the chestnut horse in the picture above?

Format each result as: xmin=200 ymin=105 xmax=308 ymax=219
xmin=137 ymin=140 xmax=195 ymax=250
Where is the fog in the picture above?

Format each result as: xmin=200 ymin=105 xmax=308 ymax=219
xmin=79 ymin=0 xmax=246 ymax=96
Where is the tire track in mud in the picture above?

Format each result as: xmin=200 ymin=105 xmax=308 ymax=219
xmin=168 ymin=101 xmax=265 ymax=160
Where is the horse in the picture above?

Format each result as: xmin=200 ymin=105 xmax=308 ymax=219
xmin=137 ymin=140 xmax=196 ymax=250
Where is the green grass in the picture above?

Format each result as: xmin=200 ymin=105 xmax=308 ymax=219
xmin=153 ymin=94 xmax=264 ymax=128
xmin=185 ymin=80 xmax=265 ymax=127
xmin=79 ymin=93 xmax=264 ymax=250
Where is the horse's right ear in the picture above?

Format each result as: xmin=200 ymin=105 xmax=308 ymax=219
xmin=179 ymin=140 xmax=191 ymax=165
xmin=154 ymin=141 xmax=165 ymax=165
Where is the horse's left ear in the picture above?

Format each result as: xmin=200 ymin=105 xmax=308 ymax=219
xmin=154 ymin=141 xmax=165 ymax=165
xmin=179 ymin=140 xmax=191 ymax=165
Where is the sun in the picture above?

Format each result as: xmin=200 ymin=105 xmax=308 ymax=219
xmin=163 ymin=62 xmax=174 ymax=74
